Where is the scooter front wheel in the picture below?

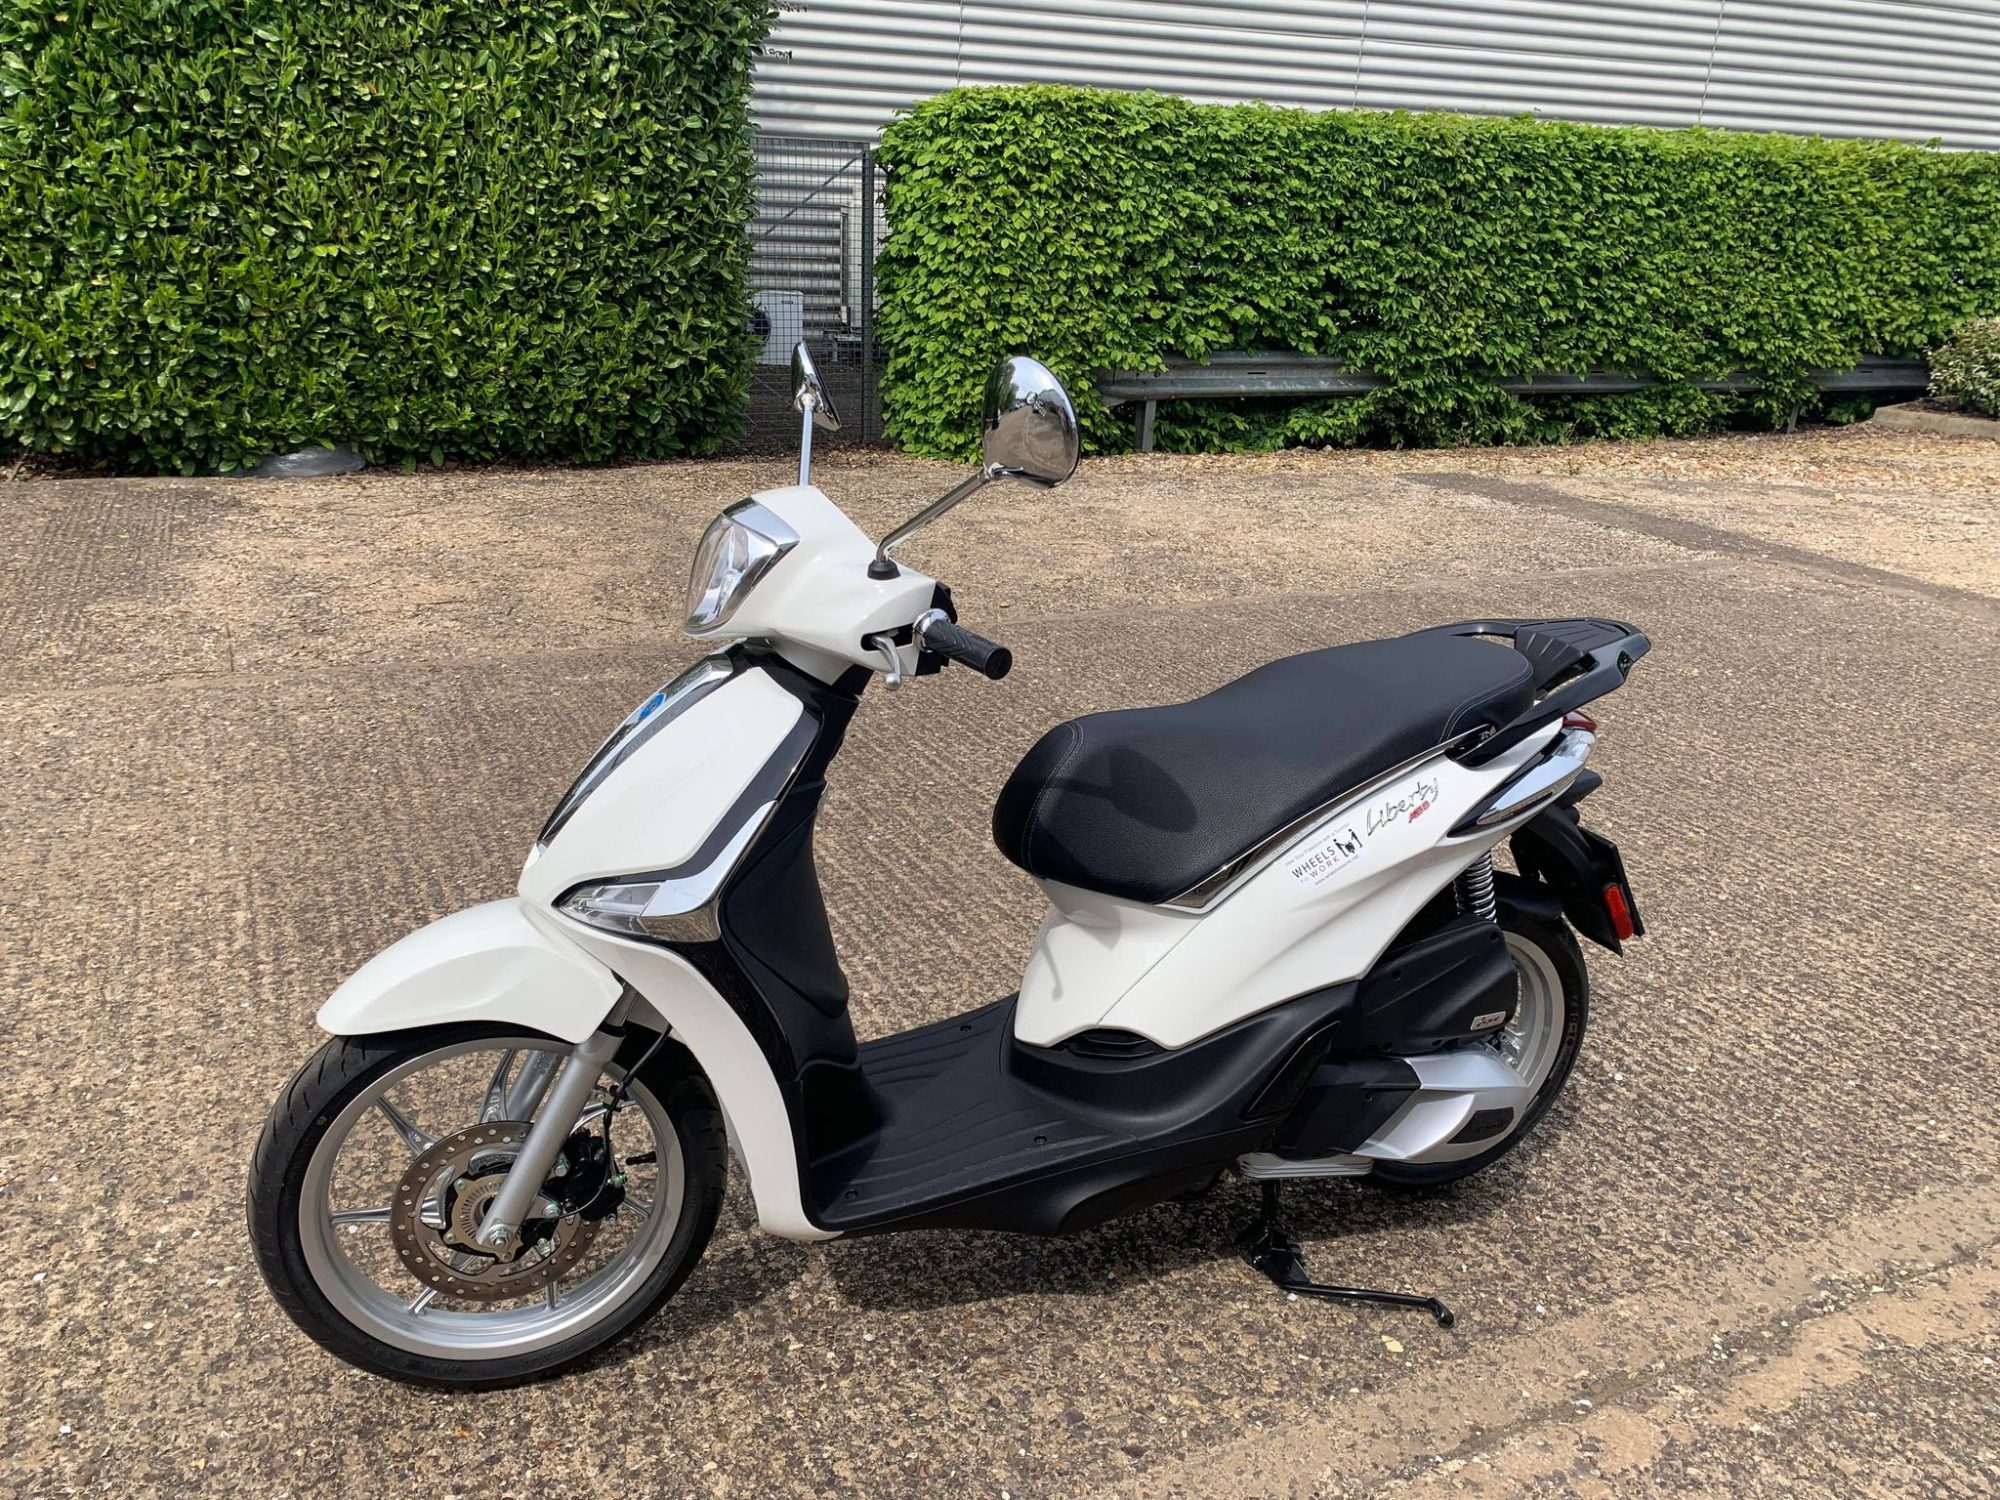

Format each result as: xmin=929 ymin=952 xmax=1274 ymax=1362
xmin=248 ymin=1023 xmax=726 ymax=1387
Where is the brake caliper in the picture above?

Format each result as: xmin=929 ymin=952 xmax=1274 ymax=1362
xmin=554 ymin=1127 xmax=627 ymax=1222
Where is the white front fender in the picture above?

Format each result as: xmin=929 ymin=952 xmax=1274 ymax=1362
xmin=319 ymin=899 xmax=622 ymax=1042
xmin=316 ymin=898 xmax=829 ymax=1242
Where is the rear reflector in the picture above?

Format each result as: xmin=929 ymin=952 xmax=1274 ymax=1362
xmin=1602 ymin=883 xmax=1637 ymax=942
xmin=1563 ymin=710 xmax=1599 ymax=731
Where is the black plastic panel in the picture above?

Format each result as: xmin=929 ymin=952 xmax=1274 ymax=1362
xmin=1511 ymin=804 xmax=1644 ymax=952
xmin=1451 ymin=1107 xmax=1515 ymax=1145
xmin=664 ymin=651 xmax=878 ymax=1167
xmin=1273 ymin=1055 xmax=1420 ymax=1156
xmin=809 ymin=986 xmax=1355 ymax=1235
xmin=1342 ymin=914 xmax=1517 ymax=1054
xmin=720 ymin=795 xmax=850 ymax=1020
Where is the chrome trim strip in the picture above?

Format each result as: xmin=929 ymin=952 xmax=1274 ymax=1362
xmin=686 ymin=499 xmax=800 ymax=634
xmin=1163 ymin=730 xmax=1488 ymax=913
xmin=555 ymin=698 xmax=819 ymax=944
xmin=725 ymin=498 xmax=801 ymax=559
xmin=1448 ymin=729 xmax=1595 ymax=836
xmin=630 ymin=803 xmax=777 ymax=942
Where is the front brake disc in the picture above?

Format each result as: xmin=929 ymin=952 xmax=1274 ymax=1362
xmin=388 ymin=1123 xmax=598 ymax=1304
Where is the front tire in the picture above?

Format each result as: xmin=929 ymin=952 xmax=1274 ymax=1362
xmin=1368 ymin=912 xmax=1589 ymax=1189
xmin=248 ymin=1023 xmax=726 ymax=1387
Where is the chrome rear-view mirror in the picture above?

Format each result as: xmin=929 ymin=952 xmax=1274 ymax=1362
xmin=980 ymin=356 xmax=1079 ymax=487
xmin=790 ymin=342 xmax=840 ymax=486
xmin=869 ymin=356 xmax=1078 ymax=578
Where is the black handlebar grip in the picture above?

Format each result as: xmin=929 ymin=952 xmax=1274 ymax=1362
xmin=920 ymin=618 xmax=1013 ymax=680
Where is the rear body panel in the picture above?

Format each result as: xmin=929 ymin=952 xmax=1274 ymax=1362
xmin=1012 ymin=723 xmax=1562 ymax=1049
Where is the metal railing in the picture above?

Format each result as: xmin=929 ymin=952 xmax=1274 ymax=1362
xmin=1101 ymin=353 xmax=1931 ymax=450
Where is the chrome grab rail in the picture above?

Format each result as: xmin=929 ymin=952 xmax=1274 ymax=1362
xmin=1451 ymin=729 xmax=1595 ymax=835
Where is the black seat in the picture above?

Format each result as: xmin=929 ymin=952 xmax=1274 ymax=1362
xmin=992 ymin=633 xmax=1534 ymax=905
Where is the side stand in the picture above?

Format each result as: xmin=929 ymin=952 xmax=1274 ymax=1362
xmin=1236 ymin=1181 xmax=1455 ymax=1327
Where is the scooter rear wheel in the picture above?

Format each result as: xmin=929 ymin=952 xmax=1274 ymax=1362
xmin=247 ymin=1023 xmax=726 ymax=1387
xmin=1367 ymin=912 xmax=1588 ymax=1189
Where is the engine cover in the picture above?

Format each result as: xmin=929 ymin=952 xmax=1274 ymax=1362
xmin=1344 ymin=914 xmax=1517 ymax=1054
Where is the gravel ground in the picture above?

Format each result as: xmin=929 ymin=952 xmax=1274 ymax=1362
xmin=3 ymin=426 xmax=1998 ymax=1498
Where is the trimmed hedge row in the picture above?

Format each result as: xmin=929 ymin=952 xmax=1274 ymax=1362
xmin=1931 ymin=316 xmax=2000 ymax=416
xmin=1 ymin=0 xmax=772 ymax=471
xmin=876 ymin=87 xmax=2000 ymax=458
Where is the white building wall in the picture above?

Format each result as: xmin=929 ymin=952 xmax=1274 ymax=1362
xmin=752 ymin=0 xmax=2000 ymax=150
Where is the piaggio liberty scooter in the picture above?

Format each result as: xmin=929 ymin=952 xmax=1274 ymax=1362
xmin=250 ymin=346 xmax=1648 ymax=1386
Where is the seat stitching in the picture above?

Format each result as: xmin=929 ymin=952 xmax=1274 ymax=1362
xmin=1022 ymin=722 xmax=1086 ymax=873
xmin=1441 ymin=658 xmax=1534 ymax=738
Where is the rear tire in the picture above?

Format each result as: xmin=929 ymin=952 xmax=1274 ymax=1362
xmin=248 ymin=1023 xmax=727 ymax=1387
xmin=1367 ymin=911 xmax=1588 ymax=1189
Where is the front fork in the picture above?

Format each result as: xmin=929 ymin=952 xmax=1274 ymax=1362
xmin=475 ymin=994 xmax=633 ymax=1253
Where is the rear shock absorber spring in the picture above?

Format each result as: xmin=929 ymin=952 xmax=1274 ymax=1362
xmin=1454 ymin=851 xmax=1499 ymax=923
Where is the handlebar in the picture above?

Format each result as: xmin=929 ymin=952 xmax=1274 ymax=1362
xmin=915 ymin=610 xmax=1012 ymax=681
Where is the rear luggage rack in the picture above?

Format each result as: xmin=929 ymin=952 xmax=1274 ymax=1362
xmin=1411 ymin=618 xmax=1649 ymax=765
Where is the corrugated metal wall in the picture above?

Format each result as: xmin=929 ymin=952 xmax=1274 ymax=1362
xmin=753 ymin=0 xmax=2000 ymax=150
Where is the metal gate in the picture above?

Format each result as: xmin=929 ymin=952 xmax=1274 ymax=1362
xmin=735 ymin=134 xmax=886 ymax=452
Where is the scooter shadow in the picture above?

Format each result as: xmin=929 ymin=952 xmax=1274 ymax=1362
xmin=582 ymin=1208 xmax=816 ymax=1372
xmin=822 ymin=1174 xmax=1509 ymax=1313
xmin=579 ymin=1174 xmax=1513 ymax=1379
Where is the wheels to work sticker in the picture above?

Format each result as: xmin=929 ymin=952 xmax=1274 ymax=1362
xmin=1286 ymin=823 xmax=1366 ymax=890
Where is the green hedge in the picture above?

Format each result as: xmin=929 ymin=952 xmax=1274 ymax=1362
xmin=1930 ymin=315 xmax=2000 ymax=416
xmin=1 ymin=0 xmax=772 ymax=471
xmin=876 ymin=87 xmax=2000 ymax=458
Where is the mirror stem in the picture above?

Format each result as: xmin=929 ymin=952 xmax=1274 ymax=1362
xmin=868 ymin=469 xmax=994 ymax=580
xmin=797 ymin=399 xmax=816 ymax=488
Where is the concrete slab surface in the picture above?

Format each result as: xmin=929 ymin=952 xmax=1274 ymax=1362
xmin=3 ymin=426 xmax=1997 ymax=1498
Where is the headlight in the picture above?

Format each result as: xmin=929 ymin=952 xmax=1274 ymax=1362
xmin=557 ymin=809 xmax=773 ymax=943
xmin=685 ymin=500 xmax=798 ymax=633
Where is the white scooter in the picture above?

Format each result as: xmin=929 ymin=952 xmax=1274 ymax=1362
xmin=250 ymin=346 xmax=1649 ymax=1386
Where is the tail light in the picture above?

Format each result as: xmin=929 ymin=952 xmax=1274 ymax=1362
xmin=1602 ymin=883 xmax=1637 ymax=942
xmin=1562 ymin=710 xmax=1598 ymax=731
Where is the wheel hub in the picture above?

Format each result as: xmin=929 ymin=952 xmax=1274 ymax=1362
xmin=444 ymin=1170 xmax=518 ymax=1253
xmin=389 ymin=1123 xmax=599 ymax=1304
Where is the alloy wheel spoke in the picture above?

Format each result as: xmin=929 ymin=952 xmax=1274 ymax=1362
xmin=376 ymin=1094 xmax=438 ymax=1157
xmin=479 ymin=1050 xmax=518 ymax=1124
xmin=545 ymin=1277 xmax=561 ymax=1311
xmin=409 ymin=1287 xmax=439 ymax=1316
xmin=622 ymin=1195 xmax=652 ymax=1221
xmin=331 ymin=1206 xmax=392 ymax=1227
